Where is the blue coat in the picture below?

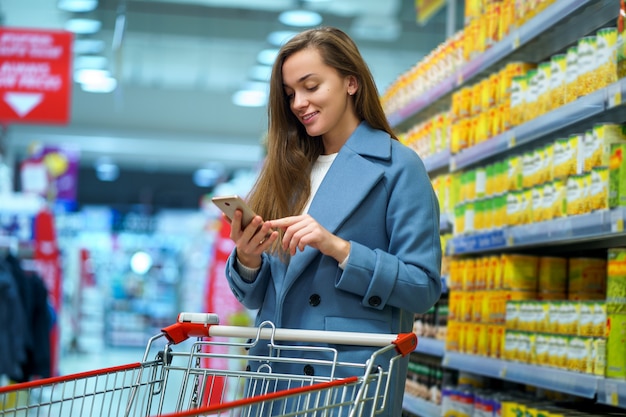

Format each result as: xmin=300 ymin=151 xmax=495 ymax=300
xmin=226 ymin=121 xmax=442 ymax=416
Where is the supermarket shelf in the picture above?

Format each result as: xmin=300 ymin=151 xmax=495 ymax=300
xmin=504 ymin=361 xmax=599 ymax=399
xmin=387 ymin=0 xmax=600 ymax=130
xmin=447 ymin=207 xmax=626 ymax=255
xmin=403 ymin=394 xmax=441 ymax=417
xmin=443 ymin=352 xmax=599 ymax=399
xmin=597 ymin=378 xmax=626 ymax=409
xmin=423 ymin=149 xmax=451 ymax=173
xmin=448 ymin=229 xmax=506 ymax=255
xmin=415 ymin=337 xmax=445 ymax=357
xmin=387 ymin=74 xmax=456 ymax=127
xmin=443 ymin=352 xmax=506 ymax=380
xmin=450 ymin=85 xmax=607 ymax=171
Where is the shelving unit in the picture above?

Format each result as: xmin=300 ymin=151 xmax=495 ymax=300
xmin=387 ymin=0 xmax=626 ymax=415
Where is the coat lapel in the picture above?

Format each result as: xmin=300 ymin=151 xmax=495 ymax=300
xmin=281 ymin=122 xmax=392 ymax=291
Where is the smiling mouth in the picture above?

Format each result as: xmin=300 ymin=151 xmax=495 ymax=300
xmin=302 ymin=111 xmax=318 ymax=121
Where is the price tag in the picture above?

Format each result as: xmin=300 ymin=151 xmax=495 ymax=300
xmin=499 ymin=367 xmax=507 ymax=378
xmin=604 ymin=381 xmax=619 ymax=406
xmin=507 ymin=235 xmax=514 ymax=246
xmin=512 ymin=32 xmax=520 ymax=50
xmin=508 ymin=134 xmax=516 ymax=148
xmin=457 ymin=72 xmax=464 ymax=86
xmin=611 ymin=209 xmax=624 ymax=232
xmin=450 ymin=157 xmax=457 ymax=172
xmin=608 ymin=84 xmax=622 ymax=108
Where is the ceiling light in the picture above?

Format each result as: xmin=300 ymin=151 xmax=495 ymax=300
xmin=257 ymin=49 xmax=279 ymax=66
xmin=130 ymin=251 xmax=152 ymax=275
xmin=267 ymin=30 xmax=298 ymax=46
xmin=74 ymin=68 xmax=109 ymax=84
xmin=248 ymin=65 xmax=272 ymax=82
xmin=73 ymin=38 xmax=105 ymax=54
xmin=65 ymin=18 xmax=102 ymax=34
xmin=58 ymin=0 xmax=98 ymax=12
xmin=74 ymin=69 xmax=117 ymax=93
xmin=74 ymin=55 xmax=108 ymax=70
xmin=232 ymin=90 xmax=267 ymax=107
xmin=80 ymin=76 xmax=117 ymax=93
xmin=278 ymin=9 xmax=322 ymax=27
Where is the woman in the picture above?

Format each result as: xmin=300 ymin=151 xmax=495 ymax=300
xmin=225 ymin=26 xmax=442 ymax=416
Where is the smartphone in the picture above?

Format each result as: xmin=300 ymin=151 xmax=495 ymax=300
xmin=211 ymin=195 xmax=257 ymax=228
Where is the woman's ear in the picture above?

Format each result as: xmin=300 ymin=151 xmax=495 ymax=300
xmin=347 ymin=75 xmax=358 ymax=95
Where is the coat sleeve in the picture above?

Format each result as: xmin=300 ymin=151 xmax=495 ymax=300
xmin=225 ymin=250 xmax=272 ymax=310
xmin=335 ymin=145 xmax=442 ymax=314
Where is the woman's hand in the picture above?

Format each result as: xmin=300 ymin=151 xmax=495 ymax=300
xmin=228 ymin=209 xmax=278 ymax=269
xmin=269 ymin=214 xmax=350 ymax=263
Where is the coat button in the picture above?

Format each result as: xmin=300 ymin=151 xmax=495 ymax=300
xmin=368 ymin=296 xmax=382 ymax=307
xmin=303 ymin=364 xmax=315 ymax=376
xmin=309 ymin=294 xmax=321 ymax=306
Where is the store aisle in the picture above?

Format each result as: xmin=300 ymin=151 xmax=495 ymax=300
xmin=60 ymin=347 xmax=146 ymax=375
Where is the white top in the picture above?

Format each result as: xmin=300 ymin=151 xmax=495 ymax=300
xmin=303 ymin=153 xmax=337 ymax=214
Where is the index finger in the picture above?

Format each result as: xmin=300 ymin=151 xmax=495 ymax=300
xmin=268 ymin=216 xmax=299 ymax=229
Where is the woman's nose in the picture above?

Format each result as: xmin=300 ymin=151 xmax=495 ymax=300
xmin=292 ymin=93 xmax=307 ymax=109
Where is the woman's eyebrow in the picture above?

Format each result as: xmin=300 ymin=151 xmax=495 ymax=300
xmin=283 ymin=73 xmax=315 ymax=88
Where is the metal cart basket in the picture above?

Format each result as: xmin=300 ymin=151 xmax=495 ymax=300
xmin=0 ymin=312 xmax=417 ymax=417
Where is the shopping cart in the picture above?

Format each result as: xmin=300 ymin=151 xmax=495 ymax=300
xmin=0 ymin=312 xmax=417 ymax=417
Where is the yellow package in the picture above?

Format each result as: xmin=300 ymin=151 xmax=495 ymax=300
xmin=564 ymin=45 xmax=579 ymax=104
xmin=462 ymin=257 xmax=476 ymax=291
xmin=510 ymin=74 xmax=528 ymax=127
xmin=522 ymin=151 xmax=535 ymax=189
xmin=592 ymin=337 xmax=606 ymax=376
xmin=554 ymin=335 xmax=570 ymax=369
xmin=476 ymin=323 xmax=490 ymax=356
xmin=548 ymin=301 xmax=562 ymax=334
xmin=525 ymin=69 xmax=539 ymax=122
xmin=506 ymin=191 xmax=521 ymax=227
xmin=503 ymin=330 xmax=518 ymax=361
xmin=609 ymin=142 xmax=626 ymax=208
xmin=577 ymin=35 xmax=598 ymax=97
xmin=517 ymin=331 xmax=534 ymax=364
xmin=534 ymin=333 xmax=551 ymax=366
xmin=596 ymin=27 xmax=618 ymax=89
xmin=538 ymin=256 xmax=567 ymax=293
xmin=501 ymin=254 xmax=539 ymax=291
xmin=536 ymin=60 xmax=552 ymax=117
xmin=589 ymin=166 xmax=609 ymax=211
xmin=567 ymin=336 xmax=592 ymax=373
xmin=552 ymin=137 xmax=570 ymax=179
xmin=488 ymin=324 xmax=504 ymax=359
xmin=606 ymin=304 xmax=626 ymax=379
xmin=593 ymin=301 xmax=607 ymax=338
xmin=505 ymin=300 xmax=520 ymax=330
xmin=578 ymin=301 xmax=595 ymax=337
xmin=531 ymin=185 xmax=544 ymax=223
xmin=553 ymin=178 xmax=568 ymax=219
xmin=557 ymin=302 xmax=580 ymax=336
xmin=568 ymin=257 xmax=607 ymax=296
xmin=608 ymin=248 xmax=626 ymax=304
xmin=566 ymin=174 xmax=588 ymax=216
xmin=550 ymin=53 xmax=567 ymax=111
xmin=445 ymin=320 xmax=460 ymax=352
xmin=590 ymin=123 xmax=626 ymax=170
xmin=507 ymin=155 xmax=523 ymax=191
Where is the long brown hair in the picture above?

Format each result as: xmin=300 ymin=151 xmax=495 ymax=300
xmin=247 ymin=26 xmax=396 ymax=252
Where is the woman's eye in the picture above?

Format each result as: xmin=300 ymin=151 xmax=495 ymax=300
xmin=306 ymin=85 xmax=318 ymax=92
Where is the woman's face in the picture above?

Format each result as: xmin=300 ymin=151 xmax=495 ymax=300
xmin=282 ymin=47 xmax=359 ymax=149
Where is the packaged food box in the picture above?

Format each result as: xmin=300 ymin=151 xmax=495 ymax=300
xmin=607 ymin=248 xmax=626 ymax=304
xmin=502 ymin=254 xmax=539 ymax=291
xmin=606 ymin=303 xmax=626 ymax=379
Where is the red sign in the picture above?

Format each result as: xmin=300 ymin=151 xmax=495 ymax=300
xmin=0 ymin=27 xmax=73 ymax=125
